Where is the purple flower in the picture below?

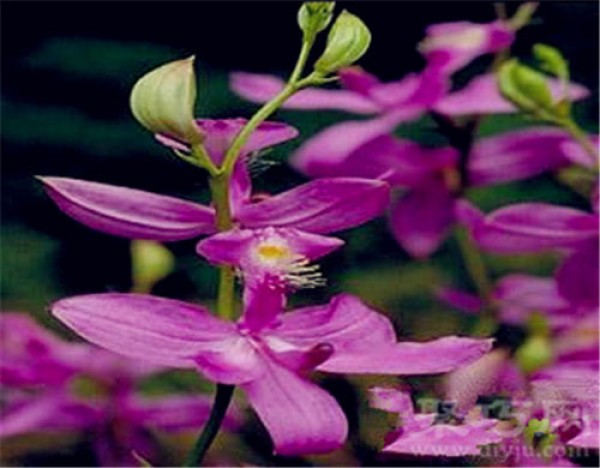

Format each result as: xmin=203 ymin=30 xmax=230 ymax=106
xmin=459 ymin=201 xmax=599 ymax=308
xmin=293 ymin=128 xmax=575 ymax=257
xmin=39 ymin=119 xmax=390 ymax=242
xmin=51 ymin=291 xmax=492 ymax=455
xmin=419 ymin=20 xmax=514 ymax=75
xmin=438 ymin=274 xmax=591 ymax=329
xmin=0 ymin=313 xmax=238 ymax=466
xmin=434 ymin=73 xmax=590 ymax=117
xmin=369 ymin=387 xmax=503 ymax=456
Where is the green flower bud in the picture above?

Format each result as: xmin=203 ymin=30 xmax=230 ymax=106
xmin=497 ymin=59 xmax=554 ymax=120
xmin=131 ymin=240 xmax=175 ymax=294
xmin=534 ymin=43 xmax=569 ymax=81
xmin=298 ymin=2 xmax=335 ymax=42
xmin=524 ymin=418 xmax=557 ymax=455
xmin=515 ymin=335 xmax=553 ymax=374
xmin=314 ymin=10 xmax=371 ymax=74
xmin=130 ymin=56 xmax=203 ymax=144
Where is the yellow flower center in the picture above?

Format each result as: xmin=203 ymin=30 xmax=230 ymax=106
xmin=256 ymin=244 xmax=291 ymax=261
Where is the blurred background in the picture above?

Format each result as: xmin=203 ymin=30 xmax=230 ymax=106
xmin=1 ymin=1 xmax=598 ymax=466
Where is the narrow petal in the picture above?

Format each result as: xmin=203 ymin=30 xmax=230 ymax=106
xmin=560 ymin=137 xmax=599 ymax=169
xmin=129 ymin=394 xmax=241 ymax=432
xmin=567 ymin=420 xmax=599 ymax=449
xmin=556 ymin=243 xmax=599 ymax=308
xmin=469 ymin=128 xmax=571 ymax=185
xmin=270 ymin=294 xmax=397 ymax=349
xmin=318 ymin=336 xmax=494 ymax=375
xmin=485 ymin=203 xmax=598 ymax=246
xmin=436 ymin=287 xmax=483 ymax=314
xmin=230 ymin=72 xmax=379 ymax=114
xmin=369 ymin=387 xmax=414 ymax=415
xmin=241 ymin=359 xmax=348 ymax=455
xmin=51 ymin=294 xmax=236 ymax=370
xmin=237 ymin=178 xmax=390 ymax=234
xmin=40 ymin=177 xmax=215 ymax=240
xmin=434 ymin=74 xmax=590 ymax=116
xmin=291 ymin=112 xmax=412 ymax=178
xmin=196 ymin=227 xmax=343 ymax=267
xmin=383 ymin=419 xmax=502 ymax=456
xmin=389 ymin=182 xmax=455 ymax=258
xmin=338 ymin=67 xmax=381 ymax=95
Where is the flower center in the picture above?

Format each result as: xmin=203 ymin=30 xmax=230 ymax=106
xmin=256 ymin=243 xmax=292 ymax=262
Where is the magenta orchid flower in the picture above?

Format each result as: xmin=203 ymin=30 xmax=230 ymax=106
xmin=418 ymin=20 xmax=514 ymax=75
xmin=293 ymin=127 xmax=575 ymax=257
xmin=0 ymin=313 xmax=239 ymax=466
xmin=369 ymin=387 xmax=503 ymax=456
xmin=39 ymin=119 xmax=390 ymax=243
xmin=438 ymin=274 xmax=592 ymax=329
xmin=458 ymin=201 xmax=599 ymax=308
xmin=433 ymin=73 xmax=590 ymax=116
xmin=51 ymin=291 xmax=493 ymax=456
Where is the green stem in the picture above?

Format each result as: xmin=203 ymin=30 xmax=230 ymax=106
xmin=183 ymin=384 xmax=235 ymax=467
xmin=221 ymin=37 xmax=316 ymax=175
xmin=455 ymin=227 xmax=494 ymax=303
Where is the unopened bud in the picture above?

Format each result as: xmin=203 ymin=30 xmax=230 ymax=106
xmin=314 ymin=10 xmax=371 ymax=74
xmin=498 ymin=59 xmax=554 ymax=119
xmin=130 ymin=56 xmax=203 ymax=144
xmin=515 ymin=335 xmax=553 ymax=374
xmin=131 ymin=240 xmax=175 ymax=294
xmin=533 ymin=43 xmax=569 ymax=81
xmin=298 ymin=2 xmax=335 ymax=42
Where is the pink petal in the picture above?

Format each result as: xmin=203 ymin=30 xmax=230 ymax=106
xmin=556 ymin=243 xmax=599 ymax=308
xmin=420 ymin=21 xmax=514 ymax=75
xmin=383 ymin=418 xmax=502 ymax=456
xmin=291 ymin=112 xmax=416 ymax=178
xmin=389 ymin=182 xmax=456 ymax=258
xmin=196 ymin=227 xmax=343 ymax=267
xmin=485 ymin=203 xmax=598 ymax=246
xmin=241 ymin=359 xmax=348 ymax=455
xmin=270 ymin=294 xmax=396 ymax=349
xmin=470 ymin=128 xmax=571 ymax=186
xmin=230 ymin=72 xmax=379 ymax=114
xmin=369 ymin=387 xmax=414 ymax=415
xmin=434 ymin=74 xmax=590 ymax=116
xmin=338 ymin=67 xmax=381 ymax=95
xmin=493 ymin=274 xmax=572 ymax=325
xmin=560 ymin=136 xmax=599 ymax=169
xmin=40 ymin=177 xmax=215 ymax=241
xmin=567 ymin=420 xmax=599 ymax=449
xmin=129 ymin=394 xmax=241 ymax=432
xmin=436 ymin=287 xmax=483 ymax=314
xmin=318 ymin=336 xmax=494 ymax=375
xmin=237 ymin=178 xmax=390 ymax=234
xmin=51 ymin=293 xmax=241 ymax=371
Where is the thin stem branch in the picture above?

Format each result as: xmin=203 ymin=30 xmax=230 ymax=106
xmin=183 ymin=384 xmax=235 ymax=467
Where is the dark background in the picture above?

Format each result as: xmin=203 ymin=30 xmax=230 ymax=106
xmin=1 ymin=2 xmax=599 ymax=465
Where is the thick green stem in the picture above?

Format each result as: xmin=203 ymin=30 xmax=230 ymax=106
xmin=183 ymin=384 xmax=235 ymax=467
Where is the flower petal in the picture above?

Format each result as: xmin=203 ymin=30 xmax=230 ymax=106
xmin=389 ymin=182 xmax=456 ymax=258
xmin=434 ymin=74 xmax=590 ymax=116
xmin=318 ymin=336 xmax=494 ymax=375
xmin=469 ymin=128 xmax=571 ymax=186
xmin=237 ymin=178 xmax=390 ymax=234
xmin=40 ymin=177 xmax=215 ymax=240
xmin=196 ymin=227 xmax=343 ymax=267
xmin=51 ymin=293 xmax=237 ymax=370
xmin=369 ymin=387 xmax=414 ymax=415
xmin=436 ymin=287 xmax=483 ymax=314
xmin=230 ymin=72 xmax=379 ymax=114
xmin=129 ymin=394 xmax=241 ymax=432
xmin=291 ymin=112 xmax=412 ymax=178
xmin=241 ymin=359 xmax=348 ymax=455
xmin=270 ymin=294 xmax=397 ymax=349
xmin=560 ymin=136 xmax=599 ymax=169
xmin=556 ymin=242 xmax=599 ymax=308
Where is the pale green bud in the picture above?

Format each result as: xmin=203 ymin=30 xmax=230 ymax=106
xmin=130 ymin=56 xmax=203 ymax=144
xmin=131 ymin=240 xmax=175 ymax=294
xmin=524 ymin=418 xmax=557 ymax=454
xmin=515 ymin=335 xmax=553 ymax=374
xmin=497 ymin=59 xmax=554 ymax=120
xmin=534 ymin=43 xmax=569 ymax=81
xmin=298 ymin=2 xmax=335 ymax=42
xmin=314 ymin=10 xmax=371 ymax=74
